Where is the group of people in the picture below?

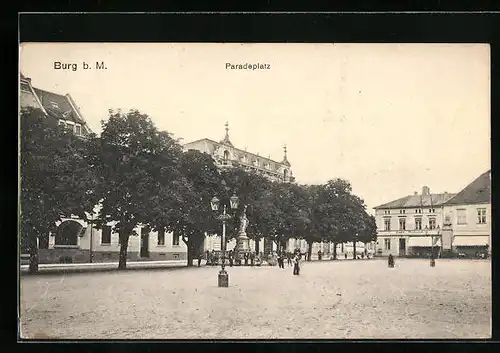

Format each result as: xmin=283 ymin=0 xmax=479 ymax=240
xmin=270 ymin=249 xmax=303 ymax=275
xmin=204 ymin=249 xmax=262 ymax=267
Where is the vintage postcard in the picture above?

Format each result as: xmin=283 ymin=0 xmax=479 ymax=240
xmin=18 ymin=43 xmax=491 ymax=340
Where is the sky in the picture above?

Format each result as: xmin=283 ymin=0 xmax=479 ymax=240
xmin=19 ymin=43 xmax=491 ymax=214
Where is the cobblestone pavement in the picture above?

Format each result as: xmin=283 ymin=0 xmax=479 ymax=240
xmin=19 ymin=259 xmax=491 ymax=339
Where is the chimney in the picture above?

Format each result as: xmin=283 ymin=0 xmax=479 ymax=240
xmin=422 ymin=186 xmax=430 ymax=195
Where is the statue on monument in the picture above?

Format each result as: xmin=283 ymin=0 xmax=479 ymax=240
xmin=239 ymin=205 xmax=249 ymax=234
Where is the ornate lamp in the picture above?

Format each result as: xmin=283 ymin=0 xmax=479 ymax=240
xmin=230 ymin=194 xmax=239 ymax=210
xmin=210 ymin=197 xmax=220 ymax=212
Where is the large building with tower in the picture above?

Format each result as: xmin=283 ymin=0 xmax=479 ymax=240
xmin=183 ymin=122 xmax=295 ymax=183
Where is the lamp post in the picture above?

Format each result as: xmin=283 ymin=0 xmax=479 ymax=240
xmin=210 ymin=193 xmax=239 ymax=288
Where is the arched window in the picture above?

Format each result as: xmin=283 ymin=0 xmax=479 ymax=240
xmin=284 ymin=169 xmax=289 ymax=181
xmin=223 ymin=150 xmax=229 ymax=165
xmin=55 ymin=220 xmax=82 ymax=246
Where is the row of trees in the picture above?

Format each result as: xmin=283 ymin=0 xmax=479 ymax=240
xmin=20 ymin=108 xmax=377 ymax=273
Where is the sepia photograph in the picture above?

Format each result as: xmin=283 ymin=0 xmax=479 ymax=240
xmin=18 ymin=42 xmax=491 ymax=340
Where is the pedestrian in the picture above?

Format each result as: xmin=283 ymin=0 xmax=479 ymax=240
xmin=229 ymin=251 xmax=234 ymax=267
xmin=317 ymin=250 xmax=322 ymax=261
xmin=197 ymin=253 xmax=202 ymax=267
xmin=287 ymin=252 xmax=292 ymax=266
xmin=244 ymin=252 xmax=249 ymax=266
xmin=278 ymin=252 xmax=284 ymax=269
xmin=250 ymin=251 xmax=255 ymax=266
xmin=388 ymin=254 xmax=395 ymax=268
xmin=361 ymin=252 xmax=364 ymax=259
xmin=344 ymin=253 xmax=348 ymax=260
xmin=293 ymin=254 xmax=300 ymax=275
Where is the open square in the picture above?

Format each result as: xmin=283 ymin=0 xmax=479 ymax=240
xmin=20 ymin=259 xmax=491 ymax=339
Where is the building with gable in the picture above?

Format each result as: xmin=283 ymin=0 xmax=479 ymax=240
xmin=373 ymin=187 xmax=456 ymax=257
xmin=20 ymin=73 xmax=93 ymax=137
xmin=441 ymin=170 xmax=491 ymax=258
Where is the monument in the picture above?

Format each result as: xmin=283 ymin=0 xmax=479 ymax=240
xmin=234 ymin=205 xmax=251 ymax=259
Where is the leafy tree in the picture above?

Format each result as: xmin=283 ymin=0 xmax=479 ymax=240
xmin=19 ymin=108 xmax=99 ymax=273
xmin=94 ymin=109 xmax=183 ymax=269
xmin=158 ymin=149 xmax=223 ymax=266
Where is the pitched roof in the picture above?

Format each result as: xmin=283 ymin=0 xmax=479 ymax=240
xmin=32 ymin=88 xmax=85 ymax=125
xmin=374 ymin=193 xmax=456 ymax=209
xmin=443 ymin=170 xmax=491 ymax=205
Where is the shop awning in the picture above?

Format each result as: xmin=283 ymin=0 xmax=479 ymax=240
xmin=408 ymin=236 xmax=441 ymax=247
xmin=453 ymin=236 xmax=489 ymax=247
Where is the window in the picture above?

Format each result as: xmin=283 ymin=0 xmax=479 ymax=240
xmin=384 ymin=219 xmax=391 ymax=231
xmin=172 ymin=232 xmax=180 ymax=246
xmin=477 ymin=208 xmax=487 ymax=224
xmin=59 ymin=120 xmax=66 ymax=128
xmin=415 ymin=218 xmax=422 ymax=230
xmin=158 ymin=229 xmax=165 ymax=246
xmin=50 ymin=101 xmax=60 ymax=110
xmin=101 ymin=226 xmax=111 ymax=244
xmin=21 ymin=83 xmax=31 ymax=92
xmin=75 ymin=124 xmax=82 ymax=135
xmin=399 ymin=209 xmax=406 ymax=214
xmin=416 ymin=209 xmax=422 ymax=214
xmin=457 ymin=209 xmax=467 ymax=225
xmin=384 ymin=210 xmax=390 ymax=215
xmin=428 ymin=208 xmax=435 ymax=213
xmin=384 ymin=238 xmax=391 ymax=250
xmin=429 ymin=218 xmax=436 ymax=230
xmin=399 ymin=218 xmax=406 ymax=231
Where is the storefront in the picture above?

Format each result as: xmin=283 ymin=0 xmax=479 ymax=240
xmin=453 ymin=236 xmax=489 ymax=258
xmin=407 ymin=236 xmax=441 ymax=258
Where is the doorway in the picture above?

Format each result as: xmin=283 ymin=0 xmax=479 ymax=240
xmin=140 ymin=228 xmax=150 ymax=258
xmin=399 ymin=238 xmax=406 ymax=257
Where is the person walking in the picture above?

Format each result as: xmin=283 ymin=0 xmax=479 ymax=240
xmin=293 ymin=254 xmax=300 ymax=275
xmin=287 ymin=252 xmax=292 ymax=267
xmin=250 ymin=251 xmax=255 ymax=266
xmin=229 ymin=250 xmax=234 ymax=267
xmin=278 ymin=252 xmax=285 ymax=269
xmin=197 ymin=253 xmax=202 ymax=267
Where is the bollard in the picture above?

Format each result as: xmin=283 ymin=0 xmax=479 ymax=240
xmin=218 ymin=269 xmax=229 ymax=287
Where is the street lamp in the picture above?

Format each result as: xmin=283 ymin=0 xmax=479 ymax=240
xmin=211 ymin=193 xmax=239 ymax=287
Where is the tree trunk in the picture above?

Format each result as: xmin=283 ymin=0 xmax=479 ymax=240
xmin=333 ymin=242 xmax=337 ymax=260
xmin=184 ymin=236 xmax=194 ymax=267
xmin=118 ymin=231 xmax=129 ymax=270
xmin=28 ymin=233 xmax=38 ymax=274
xmin=353 ymin=241 xmax=357 ymax=259
xmin=307 ymin=240 xmax=313 ymax=261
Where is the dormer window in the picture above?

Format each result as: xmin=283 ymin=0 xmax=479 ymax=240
xmin=75 ymin=124 xmax=82 ymax=136
xmin=50 ymin=101 xmax=60 ymax=110
xmin=20 ymin=83 xmax=31 ymax=92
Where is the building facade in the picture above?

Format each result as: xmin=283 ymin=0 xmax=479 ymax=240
xmin=37 ymin=214 xmax=188 ymax=264
xmin=441 ymin=170 xmax=491 ymax=258
xmin=373 ymin=186 xmax=456 ymax=257
xmin=20 ymin=75 xmax=186 ymax=263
